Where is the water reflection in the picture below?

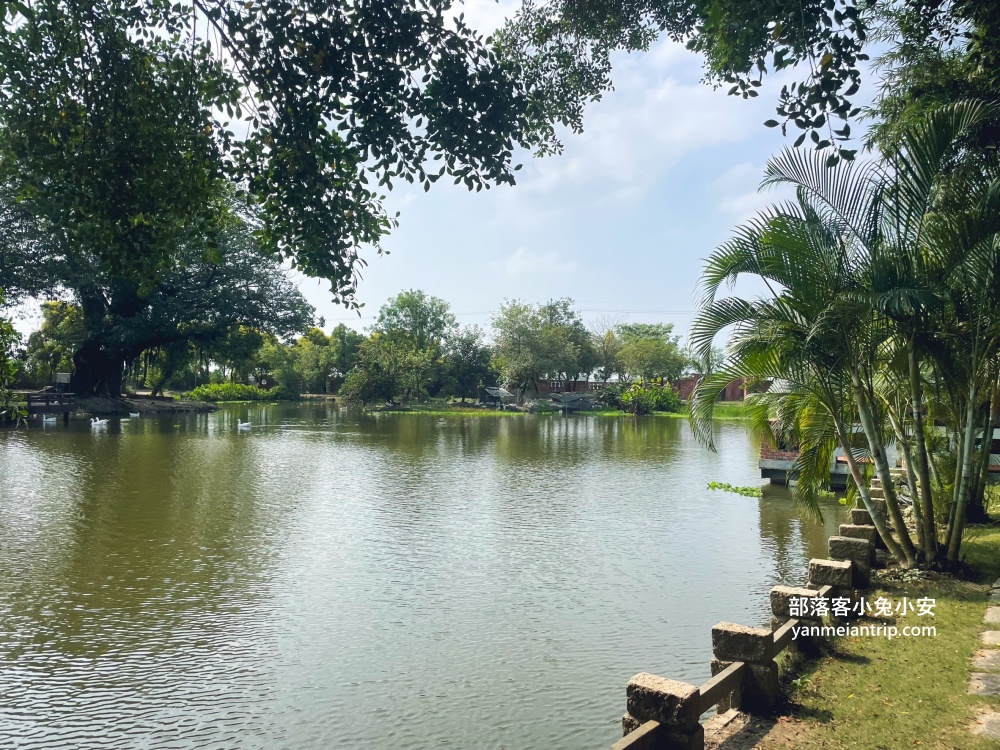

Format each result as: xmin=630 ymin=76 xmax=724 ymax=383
xmin=0 ymin=404 xmax=844 ymax=749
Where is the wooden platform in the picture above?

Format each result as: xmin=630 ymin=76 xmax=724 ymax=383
xmin=26 ymin=392 xmax=75 ymax=422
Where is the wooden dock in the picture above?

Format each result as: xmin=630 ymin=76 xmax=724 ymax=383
xmin=26 ymin=392 xmax=76 ymax=423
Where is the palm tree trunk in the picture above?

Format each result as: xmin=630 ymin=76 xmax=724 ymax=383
xmin=832 ymin=411 xmax=909 ymax=564
xmin=969 ymin=382 xmax=999 ymax=523
xmin=852 ymin=372 xmax=918 ymax=567
xmin=888 ymin=410 xmax=925 ymax=556
xmin=908 ymin=342 xmax=938 ymax=564
xmin=947 ymin=382 xmax=980 ymax=563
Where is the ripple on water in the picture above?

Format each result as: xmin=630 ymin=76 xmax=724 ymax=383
xmin=0 ymin=405 xmax=843 ymax=749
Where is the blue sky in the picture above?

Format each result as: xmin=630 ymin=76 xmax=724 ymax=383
xmin=296 ymin=0 xmax=839 ymax=344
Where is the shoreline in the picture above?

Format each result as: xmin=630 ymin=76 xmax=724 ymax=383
xmin=75 ymin=395 xmax=217 ymax=416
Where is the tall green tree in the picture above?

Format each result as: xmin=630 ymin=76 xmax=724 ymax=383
xmin=373 ymin=290 xmax=457 ymax=352
xmin=491 ymin=298 xmax=593 ymax=396
xmin=539 ymin=298 xmax=597 ymax=383
xmin=617 ymin=323 xmax=687 ymax=381
xmin=20 ymin=301 xmax=85 ymax=389
xmin=442 ymin=325 xmax=494 ymax=402
xmin=1 ymin=211 xmax=314 ymax=394
xmin=328 ymin=324 xmax=365 ymax=386
xmin=0 ymin=290 xmax=23 ymax=423
xmin=0 ymin=0 xmax=540 ymax=392
xmin=340 ymin=333 xmax=434 ymax=404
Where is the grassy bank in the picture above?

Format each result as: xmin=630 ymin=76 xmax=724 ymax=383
xmin=374 ymin=400 xmax=749 ymax=419
xmin=373 ymin=400 xmax=536 ymax=416
xmin=764 ymin=524 xmax=1000 ymax=749
xmin=706 ymin=401 xmax=750 ymax=420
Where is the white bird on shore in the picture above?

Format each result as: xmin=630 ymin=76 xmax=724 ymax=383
xmin=237 ymin=419 xmax=251 ymax=430
xmin=91 ymin=417 xmax=109 ymax=427
xmin=128 ymin=412 xmax=140 ymax=419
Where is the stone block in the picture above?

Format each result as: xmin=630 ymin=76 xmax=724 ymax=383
xmin=625 ymin=672 xmax=700 ymax=728
xmin=829 ymin=536 xmax=872 ymax=587
xmin=839 ymin=524 xmax=878 ymax=545
xmin=969 ymin=672 xmax=1000 ymax=696
xmin=850 ymin=508 xmax=873 ymax=525
xmin=621 ymin=712 xmax=641 ymax=736
xmin=713 ymin=658 xmax=779 ymax=714
xmin=868 ymin=486 xmax=884 ymax=499
xmin=770 ymin=585 xmax=823 ymax=620
xmin=712 ymin=622 xmax=774 ymax=663
xmin=992 ymin=578 xmax=1000 ymax=590
xmin=808 ymin=558 xmax=852 ymax=588
xmin=664 ymin=725 xmax=705 ymax=750
xmin=981 ymin=631 xmax=1000 ymax=646
xmin=744 ymin=662 xmax=781 ymax=714
xmin=973 ymin=650 xmax=1000 ymax=672
xmin=709 ymin=659 xmax=739 ymax=714
xmin=859 ymin=498 xmax=887 ymax=517
xmin=972 ymin=710 xmax=1000 ymax=740
xmin=986 ymin=607 xmax=1000 ymax=625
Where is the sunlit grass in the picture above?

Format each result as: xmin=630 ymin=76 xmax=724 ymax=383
xmin=767 ymin=521 xmax=1000 ymax=749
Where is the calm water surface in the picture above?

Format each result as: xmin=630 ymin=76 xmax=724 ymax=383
xmin=0 ymin=404 xmax=843 ymax=749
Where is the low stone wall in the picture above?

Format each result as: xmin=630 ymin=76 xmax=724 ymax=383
xmin=612 ymin=510 xmax=880 ymax=750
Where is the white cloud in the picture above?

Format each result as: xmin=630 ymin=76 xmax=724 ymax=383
xmin=486 ymin=39 xmax=774 ymax=231
xmin=712 ymin=161 xmax=794 ymax=223
xmin=459 ymin=0 xmax=520 ymax=36
xmin=494 ymin=247 xmax=578 ymax=278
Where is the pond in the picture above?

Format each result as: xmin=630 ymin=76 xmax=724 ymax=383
xmin=0 ymin=403 xmax=843 ymax=749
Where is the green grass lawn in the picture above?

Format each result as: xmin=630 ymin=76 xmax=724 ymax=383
xmin=370 ymin=399 xmax=750 ymax=419
xmin=769 ymin=525 xmax=1000 ymax=749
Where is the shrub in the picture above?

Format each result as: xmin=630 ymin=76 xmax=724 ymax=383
xmin=596 ymin=380 xmax=683 ymax=414
xmin=189 ymin=383 xmax=276 ymax=402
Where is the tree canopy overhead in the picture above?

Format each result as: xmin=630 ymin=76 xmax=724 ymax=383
xmin=0 ymin=0 xmax=537 ymax=302
xmin=496 ymin=0 xmax=1000 ymax=164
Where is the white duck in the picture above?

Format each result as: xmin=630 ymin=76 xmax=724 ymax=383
xmin=40 ymin=414 xmax=57 ymax=424
xmin=128 ymin=412 xmax=140 ymax=419
xmin=91 ymin=417 xmax=109 ymax=427
xmin=237 ymin=419 xmax=252 ymax=430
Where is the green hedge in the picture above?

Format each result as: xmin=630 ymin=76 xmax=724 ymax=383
xmin=189 ymin=383 xmax=276 ymax=402
xmin=595 ymin=381 xmax=683 ymax=415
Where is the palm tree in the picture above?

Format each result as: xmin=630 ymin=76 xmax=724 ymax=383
xmin=690 ymin=193 xmax=917 ymax=565
xmin=692 ymin=101 xmax=1000 ymax=567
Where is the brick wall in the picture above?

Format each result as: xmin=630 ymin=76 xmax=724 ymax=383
xmin=673 ymin=375 xmax=750 ymax=401
xmin=760 ymin=439 xmax=799 ymax=461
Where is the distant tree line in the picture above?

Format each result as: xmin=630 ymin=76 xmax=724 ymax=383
xmin=9 ymin=288 xmax=715 ymax=406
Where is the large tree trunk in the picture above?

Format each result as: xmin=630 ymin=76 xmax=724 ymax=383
xmin=73 ymin=340 xmax=125 ymax=396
